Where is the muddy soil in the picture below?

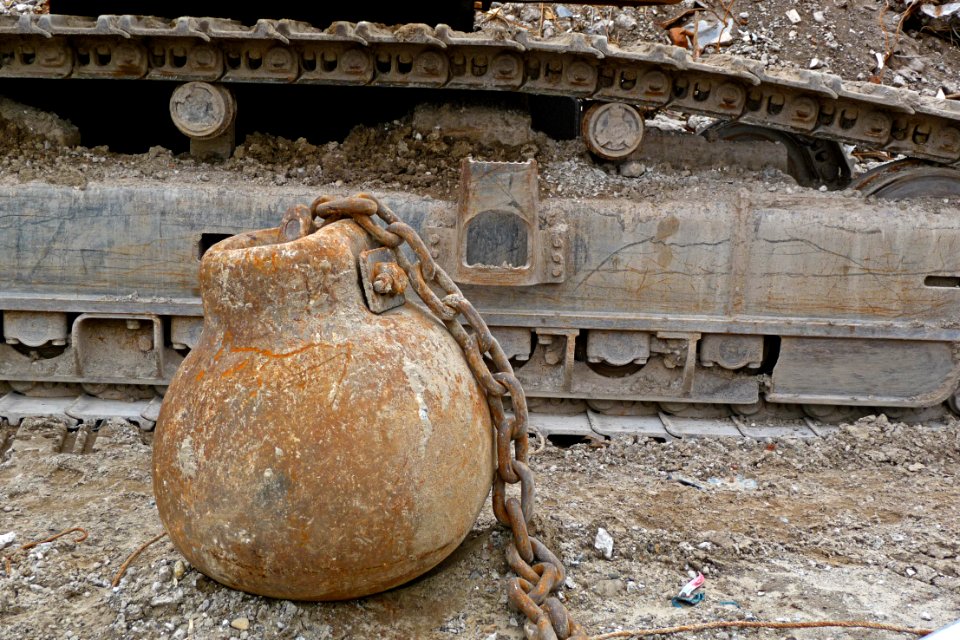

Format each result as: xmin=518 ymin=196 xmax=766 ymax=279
xmin=1 ymin=416 xmax=958 ymax=639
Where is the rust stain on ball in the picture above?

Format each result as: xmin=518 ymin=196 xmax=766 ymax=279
xmin=153 ymin=220 xmax=494 ymax=600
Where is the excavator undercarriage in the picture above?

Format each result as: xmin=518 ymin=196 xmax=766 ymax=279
xmin=2 ymin=1 xmax=960 ymax=441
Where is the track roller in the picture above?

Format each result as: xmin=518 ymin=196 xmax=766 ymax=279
xmin=852 ymin=159 xmax=960 ymax=200
xmin=702 ymin=121 xmax=851 ymax=190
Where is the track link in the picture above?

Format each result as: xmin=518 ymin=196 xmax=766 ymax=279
xmin=0 ymin=14 xmax=958 ymax=164
xmin=1 ymin=389 xmax=953 ymax=456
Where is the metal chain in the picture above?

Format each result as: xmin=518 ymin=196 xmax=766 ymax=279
xmin=305 ymin=194 xmax=587 ymax=640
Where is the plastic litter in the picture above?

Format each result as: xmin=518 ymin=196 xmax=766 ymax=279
xmin=921 ymin=2 xmax=960 ymax=18
xmin=671 ymin=572 xmax=706 ymax=607
xmin=707 ymin=475 xmax=759 ymax=491
xmin=925 ymin=619 xmax=960 ymax=639
xmin=667 ymin=15 xmax=736 ymax=52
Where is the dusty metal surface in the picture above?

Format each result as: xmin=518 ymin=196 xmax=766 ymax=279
xmin=3 ymin=161 xmax=960 ymax=413
xmin=152 ymin=220 xmax=495 ymax=601
xmin=582 ymin=102 xmax=646 ymax=160
xmin=168 ymin=81 xmax=237 ymax=160
xmin=852 ymin=158 xmax=960 ymax=199
xmin=308 ymin=194 xmax=584 ymax=638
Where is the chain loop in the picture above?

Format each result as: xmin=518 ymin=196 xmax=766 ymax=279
xmin=308 ymin=196 xmax=585 ymax=640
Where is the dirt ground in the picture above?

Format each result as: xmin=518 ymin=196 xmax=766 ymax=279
xmin=1 ymin=415 xmax=958 ymax=639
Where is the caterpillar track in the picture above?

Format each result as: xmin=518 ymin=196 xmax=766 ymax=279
xmin=0 ymin=12 xmax=958 ymax=167
xmin=2 ymin=4 xmax=960 ymax=437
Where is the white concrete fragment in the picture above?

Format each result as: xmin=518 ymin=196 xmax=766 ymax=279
xmin=0 ymin=531 xmax=16 ymax=550
xmin=594 ymin=528 xmax=614 ymax=560
xmin=922 ymin=2 xmax=960 ymax=18
xmin=786 ymin=9 xmax=802 ymax=24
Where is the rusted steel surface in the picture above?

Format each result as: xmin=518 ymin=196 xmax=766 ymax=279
xmin=308 ymin=195 xmax=585 ymax=639
xmin=3 ymin=13 xmax=960 ymax=164
xmin=153 ymin=220 xmax=494 ymax=600
xmin=3 ymin=175 xmax=960 ymax=408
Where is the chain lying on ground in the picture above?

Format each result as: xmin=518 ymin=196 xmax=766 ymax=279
xmin=1 ymin=14 xmax=959 ymax=165
xmin=305 ymin=194 xmax=585 ymax=640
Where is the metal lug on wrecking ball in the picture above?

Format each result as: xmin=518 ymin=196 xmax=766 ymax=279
xmin=169 ymin=82 xmax=237 ymax=161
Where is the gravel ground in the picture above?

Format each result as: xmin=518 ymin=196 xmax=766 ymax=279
xmin=1 ymin=415 xmax=958 ymax=639
xmin=481 ymin=1 xmax=960 ymax=96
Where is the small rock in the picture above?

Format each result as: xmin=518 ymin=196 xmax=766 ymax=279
xmin=810 ymin=58 xmax=824 ymax=69
xmin=595 ymin=528 xmax=614 ymax=560
xmin=907 ymin=462 xmax=926 ymax=473
xmin=786 ymin=9 xmax=802 ymax=24
xmin=933 ymin=575 xmax=960 ymax=590
xmin=813 ymin=11 xmax=826 ymax=23
xmin=619 ymin=161 xmax=646 ymax=178
xmin=920 ymin=612 xmax=933 ymax=622
xmin=231 ymin=617 xmax=250 ymax=631
xmin=149 ymin=588 xmax=184 ymax=608
xmin=591 ymin=579 xmax=626 ymax=597
xmin=173 ymin=560 xmax=186 ymax=580
xmin=614 ymin=13 xmax=637 ymax=30
xmin=913 ymin=565 xmax=938 ymax=583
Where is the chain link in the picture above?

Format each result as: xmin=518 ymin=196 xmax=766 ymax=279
xmin=306 ymin=194 xmax=587 ymax=640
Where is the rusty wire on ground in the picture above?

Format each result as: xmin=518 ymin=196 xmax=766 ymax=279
xmin=875 ymin=0 xmax=924 ymax=82
xmin=2 ymin=526 xmax=88 ymax=576
xmin=111 ymin=532 xmax=168 ymax=588
xmin=589 ymin=620 xmax=935 ymax=639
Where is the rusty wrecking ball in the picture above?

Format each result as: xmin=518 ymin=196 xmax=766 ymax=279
xmin=152 ymin=219 xmax=494 ymax=600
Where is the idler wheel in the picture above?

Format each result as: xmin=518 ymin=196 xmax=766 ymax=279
xmin=852 ymin=159 xmax=960 ymax=200
xmin=582 ymin=102 xmax=646 ymax=161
